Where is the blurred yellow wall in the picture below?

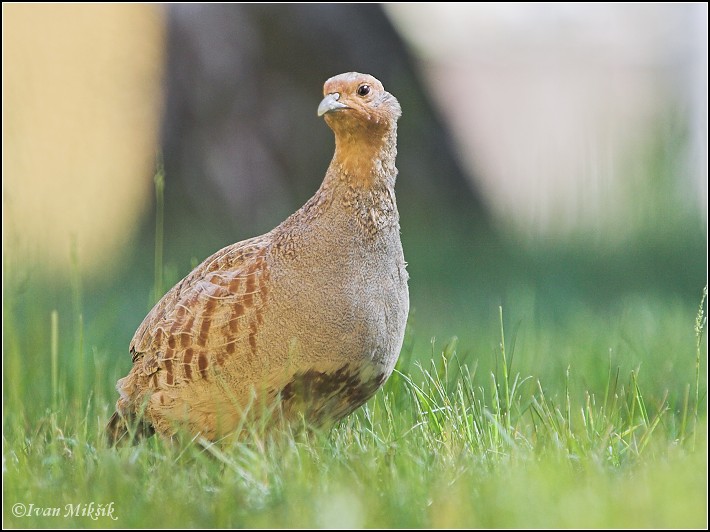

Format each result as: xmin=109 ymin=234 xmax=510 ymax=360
xmin=3 ymin=4 xmax=165 ymax=278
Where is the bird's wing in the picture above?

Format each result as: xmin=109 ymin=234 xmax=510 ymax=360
xmin=129 ymin=235 xmax=272 ymax=387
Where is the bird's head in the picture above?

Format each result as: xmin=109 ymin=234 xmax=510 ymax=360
xmin=318 ymin=72 xmax=401 ymax=137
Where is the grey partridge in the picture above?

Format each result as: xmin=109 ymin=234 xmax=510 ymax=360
xmin=107 ymin=72 xmax=409 ymax=443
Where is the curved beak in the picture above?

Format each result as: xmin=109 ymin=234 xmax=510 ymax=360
xmin=318 ymin=93 xmax=348 ymax=117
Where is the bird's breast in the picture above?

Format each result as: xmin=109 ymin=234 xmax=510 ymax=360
xmin=266 ymin=217 xmax=408 ymax=370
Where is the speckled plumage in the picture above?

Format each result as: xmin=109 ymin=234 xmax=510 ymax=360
xmin=108 ymin=72 xmax=408 ymax=443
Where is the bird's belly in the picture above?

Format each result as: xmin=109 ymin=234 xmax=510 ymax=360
xmin=274 ymin=362 xmax=390 ymax=427
xmin=258 ymin=254 xmax=408 ymax=424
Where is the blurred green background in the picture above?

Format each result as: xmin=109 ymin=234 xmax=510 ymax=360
xmin=3 ymin=4 xmax=707 ymax=417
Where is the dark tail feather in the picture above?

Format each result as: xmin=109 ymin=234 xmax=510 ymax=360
xmin=106 ymin=411 xmax=155 ymax=446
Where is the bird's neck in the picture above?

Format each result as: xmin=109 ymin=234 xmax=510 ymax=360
xmin=276 ymin=127 xmax=401 ymax=242
xmin=302 ymin=127 xmax=398 ymax=236
xmin=329 ymin=127 xmax=398 ymax=190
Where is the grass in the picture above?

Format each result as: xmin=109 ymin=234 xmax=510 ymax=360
xmin=3 ymin=162 xmax=707 ymax=528
xmin=3 ymin=283 xmax=707 ymax=528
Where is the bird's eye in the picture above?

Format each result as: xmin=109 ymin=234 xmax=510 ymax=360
xmin=357 ymin=84 xmax=371 ymax=97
